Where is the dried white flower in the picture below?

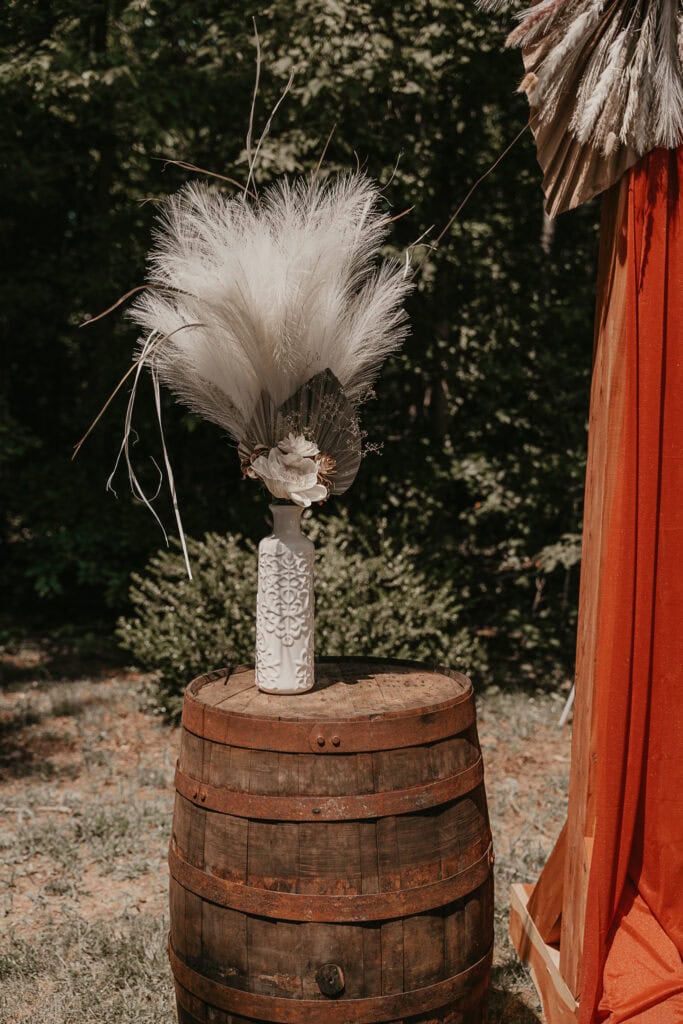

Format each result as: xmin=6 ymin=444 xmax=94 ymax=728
xmin=248 ymin=435 xmax=328 ymax=507
xmin=277 ymin=433 xmax=320 ymax=460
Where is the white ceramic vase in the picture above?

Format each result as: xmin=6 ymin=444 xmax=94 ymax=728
xmin=255 ymin=504 xmax=315 ymax=694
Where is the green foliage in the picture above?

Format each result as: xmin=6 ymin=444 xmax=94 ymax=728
xmin=116 ymin=532 xmax=258 ymax=714
xmin=117 ymin=513 xmax=483 ymax=716
xmin=307 ymin=514 xmax=479 ymax=669
xmin=2 ymin=0 xmax=598 ymax=685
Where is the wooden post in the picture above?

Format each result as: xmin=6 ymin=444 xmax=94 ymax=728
xmin=559 ymin=178 xmax=629 ymax=995
xmin=510 ymin=885 xmax=577 ymax=1024
xmin=509 ymin=177 xmax=630 ymax=1019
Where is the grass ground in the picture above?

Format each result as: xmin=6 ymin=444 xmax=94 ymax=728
xmin=0 ymin=640 xmax=571 ymax=1023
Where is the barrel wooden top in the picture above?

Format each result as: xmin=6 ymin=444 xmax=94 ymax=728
xmin=188 ymin=657 xmax=471 ymax=720
xmin=182 ymin=659 xmax=474 ymax=754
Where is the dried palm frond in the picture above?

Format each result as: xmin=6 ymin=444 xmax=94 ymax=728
xmin=479 ymin=0 xmax=683 ymax=157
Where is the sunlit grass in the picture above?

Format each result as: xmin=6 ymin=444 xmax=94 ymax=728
xmin=0 ymin=914 xmax=175 ymax=1024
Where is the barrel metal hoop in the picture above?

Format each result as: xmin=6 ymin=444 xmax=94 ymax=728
xmin=182 ymin=699 xmax=475 ymax=753
xmin=169 ymin=842 xmax=492 ymax=922
xmin=174 ymin=755 xmax=483 ymax=821
xmin=169 ymin=940 xmax=492 ymax=1024
xmin=182 ymin=662 xmax=474 ymax=754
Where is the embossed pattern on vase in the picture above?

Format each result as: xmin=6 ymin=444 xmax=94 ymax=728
xmin=255 ymin=505 xmax=315 ymax=693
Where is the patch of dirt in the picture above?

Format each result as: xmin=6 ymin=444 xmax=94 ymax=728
xmin=0 ymin=649 xmax=180 ymax=940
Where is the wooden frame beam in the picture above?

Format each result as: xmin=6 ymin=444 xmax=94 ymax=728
xmin=509 ymin=884 xmax=578 ymax=1024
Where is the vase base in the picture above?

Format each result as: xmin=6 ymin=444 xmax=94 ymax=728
xmin=256 ymin=683 xmax=315 ymax=696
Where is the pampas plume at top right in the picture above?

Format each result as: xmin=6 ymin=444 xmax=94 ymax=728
xmin=478 ymin=0 xmax=683 ymax=157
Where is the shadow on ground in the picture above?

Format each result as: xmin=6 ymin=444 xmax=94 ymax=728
xmin=490 ymin=972 xmax=543 ymax=1022
xmin=0 ymin=711 xmax=81 ymax=782
xmin=0 ymin=628 xmax=126 ymax=689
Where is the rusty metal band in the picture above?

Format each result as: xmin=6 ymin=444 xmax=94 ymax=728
xmin=183 ymin=661 xmax=474 ymax=754
xmin=169 ymin=842 xmax=492 ymax=922
xmin=174 ymin=755 xmax=483 ymax=821
xmin=181 ymin=698 xmax=475 ymax=754
xmin=169 ymin=941 xmax=492 ymax=1024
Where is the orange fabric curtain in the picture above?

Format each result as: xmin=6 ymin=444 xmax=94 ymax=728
xmin=578 ymin=147 xmax=683 ymax=1024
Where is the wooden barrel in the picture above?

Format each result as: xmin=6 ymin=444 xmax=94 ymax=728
xmin=169 ymin=657 xmax=494 ymax=1024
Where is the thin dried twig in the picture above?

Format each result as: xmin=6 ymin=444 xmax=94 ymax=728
xmin=71 ymin=323 xmax=203 ymax=461
xmin=388 ymin=206 xmax=414 ymax=224
xmin=154 ymin=157 xmax=257 ymax=201
xmin=242 ymin=18 xmax=295 ymax=200
xmin=404 ymin=223 xmax=437 ymax=273
xmin=313 ymin=122 xmax=337 ymax=178
xmin=380 ymin=151 xmax=403 ymax=194
xmin=79 ymin=285 xmax=151 ymax=329
xmin=244 ymin=16 xmax=262 ymax=199
xmin=433 ymin=116 xmax=535 ymax=246
xmin=246 ymin=67 xmax=296 ymax=197
xmin=80 ymin=283 xmax=195 ymax=331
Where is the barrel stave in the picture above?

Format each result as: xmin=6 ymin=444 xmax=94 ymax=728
xmin=170 ymin=880 xmax=493 ymax=1001
xmin=176 ymin=730 xmax=481 ymax=798
xmin=172 ymin=795 xmax=489 ymax=896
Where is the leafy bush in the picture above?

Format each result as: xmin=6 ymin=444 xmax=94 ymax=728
xmin=117 ymin=512 xmax=484 ymax=716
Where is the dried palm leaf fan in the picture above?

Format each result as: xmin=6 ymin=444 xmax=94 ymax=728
xmin=479 ymin=0 xmax=683 ymax=214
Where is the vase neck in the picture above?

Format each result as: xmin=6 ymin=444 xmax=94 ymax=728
xmin=270 ymin=503 xmax=304 ymax=539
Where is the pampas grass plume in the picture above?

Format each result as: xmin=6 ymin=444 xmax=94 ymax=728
xmin=130 ymin=173 xmax=411 ymax=446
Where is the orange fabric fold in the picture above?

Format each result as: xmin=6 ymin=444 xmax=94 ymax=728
xmin=599 ymin=883 xmax=683 ymax=1024
xmin=578 ymin=147 xmax=683 ymax=1024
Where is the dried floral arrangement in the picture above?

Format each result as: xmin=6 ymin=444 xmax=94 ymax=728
xmin=131 ymin=172 xmax=411 ymax=515
xmin=74 ymin=33 xmax=418 ymax=693
xmin=83 ymin=169 xmax=411 ymax=696
xmin=78 ymin=168 xmax=412 ymax=578
xmin=480 ymin=0 xmax=683 ymax=213
xmin=482 ymin=0 xmax=683 ymax=154
xmin=78 ymin=160 xmax=413 ymax=693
